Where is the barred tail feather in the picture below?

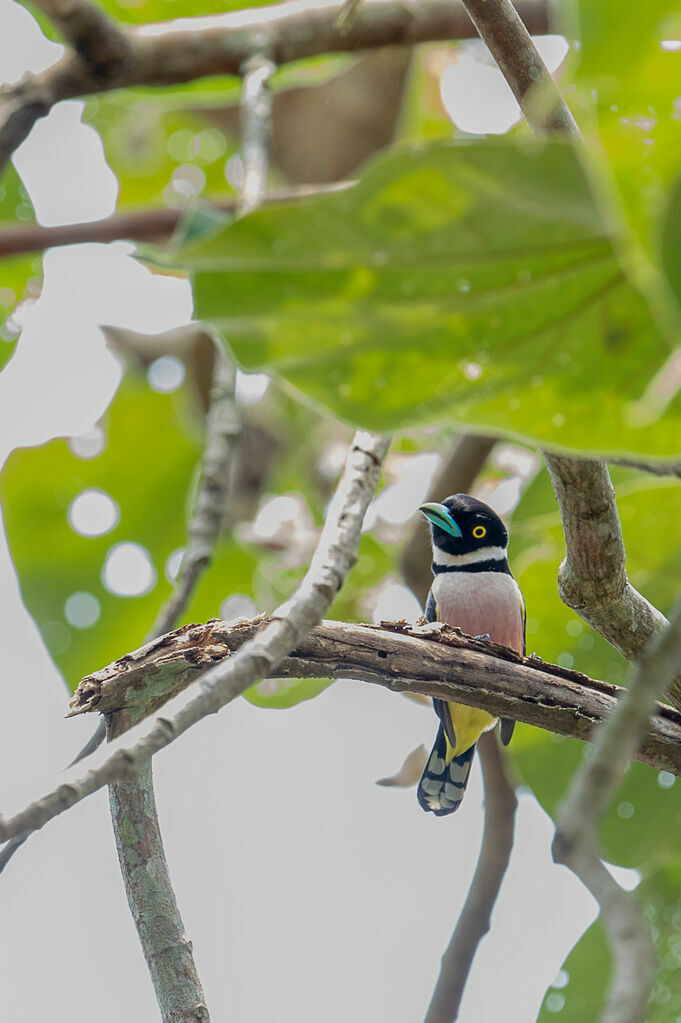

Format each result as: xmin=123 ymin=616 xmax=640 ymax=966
xmin=417 ymin=725 xmax=476 ymax=816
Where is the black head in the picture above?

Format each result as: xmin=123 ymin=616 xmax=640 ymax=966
xmin=419 ymin=494 xmax=508 ymax=557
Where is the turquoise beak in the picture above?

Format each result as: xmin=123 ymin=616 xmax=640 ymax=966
xmin=419 ymin=502 xmax=463 ymax=538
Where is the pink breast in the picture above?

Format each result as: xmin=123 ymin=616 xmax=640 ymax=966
xmin=434 ymin=574 xmax=524 ymax=654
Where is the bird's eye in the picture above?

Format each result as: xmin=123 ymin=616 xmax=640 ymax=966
xmin=472 ymin=525 xmax=487 ymax=539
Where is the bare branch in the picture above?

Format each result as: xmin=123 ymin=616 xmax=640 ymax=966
xmin=554 ymin=598 xmax=681 ymax=1023
xmin=29 ymin=0 xmax=132 ymax=75
xmin=0 ymin=431 xmax=388 ymax=841
xmin=0 ymin=0 xmax=548 ymax=173
xmin=457 ymin=0 xmax=576 ymax=135
xmin=401 ymin=434 xmax=495 ymax=606
xmin=423 ymin=733 xmax=517 ymax=1023
xmin=109 ymin=761 xmax=209 ymax=1023
xmin=59 ymin=617 xmax=681 ymax=776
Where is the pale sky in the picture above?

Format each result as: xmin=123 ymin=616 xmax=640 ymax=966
xmin=0 ymin=4 xmax=599 ymax=1021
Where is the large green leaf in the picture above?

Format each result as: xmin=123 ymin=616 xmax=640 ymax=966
xmin=509 ymin=465 xmax=681 ymax=870
xmin=180 ymin=139 xmax=681 ymax=456
xmin=537 ymin=866 xmax=681 ymax=1022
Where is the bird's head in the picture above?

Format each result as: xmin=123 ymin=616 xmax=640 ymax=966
xmin=419 ymin=494 xmax=508 ymax=557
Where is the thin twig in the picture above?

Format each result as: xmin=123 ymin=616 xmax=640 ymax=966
xmin=148 ymin=349 xmax=240 ymax=639
xmin=0 ymin=0 xmax=549 ymax=174
xmin=0 ymin=433 xmax=389 ymax=839
xmin=456 ymin=1 xmax=659 ymax=1017
xmin=0 ymin=184 xmax=352 ymax=259
xmin=423 ymin=733 xmax=517 ymax=1023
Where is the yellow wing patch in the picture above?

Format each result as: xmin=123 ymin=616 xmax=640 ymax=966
xmin=442 ymin=702 xmax=497 ymax=763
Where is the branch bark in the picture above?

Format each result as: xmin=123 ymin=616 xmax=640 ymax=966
xmin=546 ymin=455 xmax=672 ymax=683
xmin=423 ymin=732 xmax=517 ymax=1023
xmin=108 ymin=760 xmax=209 ymax=1023
xmin=0 ymin=0 xmax=548 ymax=173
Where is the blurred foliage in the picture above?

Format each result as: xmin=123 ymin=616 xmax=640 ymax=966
xmin=0 ymin=163 xmax=40 ymax=364
xmin=84 ymin=97 xmax=239 ymax=209
xmin=537 ymin=866 xmax=681 ymax=1022
xmin=181 ymin=139 xmax=680 ymax=456
xmin=570 ymin=0 xmax=681 ymax=282
xmin=5 ymin=2 xmax=681 ymax=1019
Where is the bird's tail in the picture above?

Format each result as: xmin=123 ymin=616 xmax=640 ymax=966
xmin=417 ymin=724 xmax=475 ymax=816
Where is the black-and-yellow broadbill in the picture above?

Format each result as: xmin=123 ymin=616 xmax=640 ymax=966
xmin=417 ymin=494 xmax=525 ymax=816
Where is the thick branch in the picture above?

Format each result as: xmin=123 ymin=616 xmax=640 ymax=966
xmin=0 ymin=0 xmax=548 ymax=173
xmin=60 ymin=617 xmax=681 ymax=774
xmin=4 ymin=609 xmax=681 ymax=844
xmin=0 ymin=431 xmax=388 ymax=841
xmin=29 ymin=0 xmax=132 ymax=74
xmin=546 ymin=455 xmax=671 ymax=673
xmin=423 ymin=732 xmax=517 ymax=1023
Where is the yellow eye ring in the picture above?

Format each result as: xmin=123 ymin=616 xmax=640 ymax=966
xmin=472 ymin=525 xmax=487 ymax=539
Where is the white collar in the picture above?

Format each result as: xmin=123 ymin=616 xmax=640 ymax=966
xmin=432 ymin=545 xmax=508 ymax=567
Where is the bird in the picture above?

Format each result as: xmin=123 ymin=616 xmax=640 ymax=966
xmin=416 ymin=494 xmax=525 ymax=816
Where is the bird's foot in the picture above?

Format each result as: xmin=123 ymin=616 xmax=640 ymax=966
xmin=529 ymin=652 xmax=543 ymax=662
xmin=474 ymin=633 xmax=491 ymax=642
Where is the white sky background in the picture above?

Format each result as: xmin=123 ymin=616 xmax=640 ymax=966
xmin=0 ymin=4 xmax=599 ymax=1021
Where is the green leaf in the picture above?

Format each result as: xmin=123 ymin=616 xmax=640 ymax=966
xmin=180 ymin=138 xmax=681 ymax=456
xmin=537 ymin=866 xmax=681 ymax=1022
